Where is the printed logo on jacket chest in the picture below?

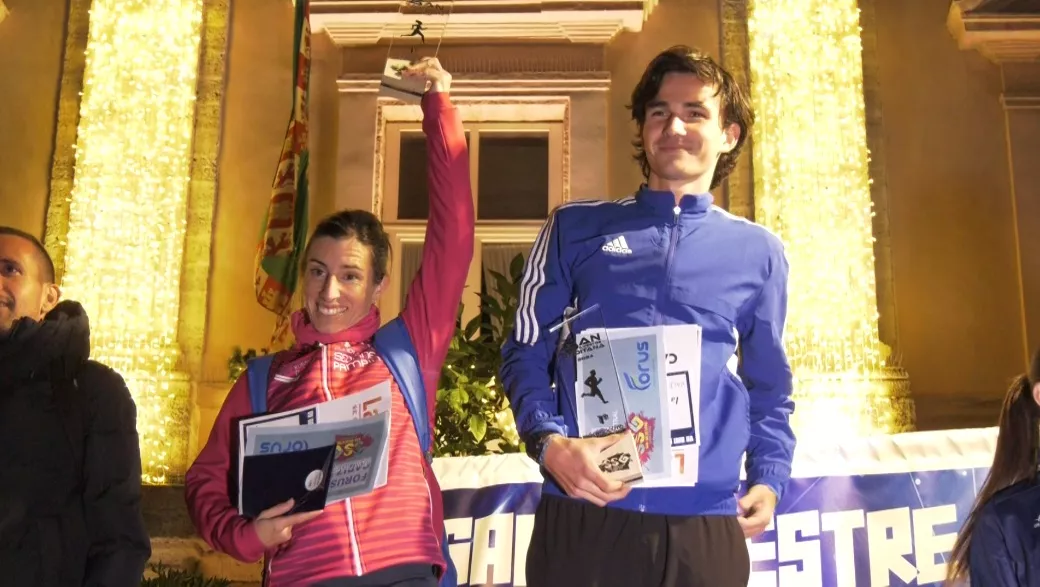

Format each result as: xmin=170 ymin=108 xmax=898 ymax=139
xmin=601 ymin=235 xmax=633 ymax=255
xmin=332 ymin=347 xmax=377 ymax=372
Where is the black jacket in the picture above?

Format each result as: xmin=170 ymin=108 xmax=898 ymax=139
xmin=0 ymin=301 xmax=151 ymax=586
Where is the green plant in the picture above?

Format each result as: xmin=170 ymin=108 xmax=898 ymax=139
xmin=140 ymin=563 xmax=231 ymax=587
xmin=434 ymin=254 xmax=525 ymax=457
xmin=228 ymin=346 xmax=269 ymax=382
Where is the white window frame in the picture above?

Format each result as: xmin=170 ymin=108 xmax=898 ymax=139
xmin=380 ymin=120 xmax=564 ymax=325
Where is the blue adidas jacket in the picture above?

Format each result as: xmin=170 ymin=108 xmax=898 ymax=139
xmin=968 ymin=477 xmax=1040 ymax=586
xmin=500 ymin=188 xmax=796 ymax=516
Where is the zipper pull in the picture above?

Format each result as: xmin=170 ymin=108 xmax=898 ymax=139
xmin=673 ymin=205 xmax=681 ymax=223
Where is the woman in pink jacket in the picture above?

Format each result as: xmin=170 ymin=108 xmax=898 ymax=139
xmin=185 ymin=58 xmax=473 ymax=587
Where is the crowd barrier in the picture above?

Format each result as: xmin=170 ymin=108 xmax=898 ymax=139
xmin=430 ymin=427 xmax=999 ymax=586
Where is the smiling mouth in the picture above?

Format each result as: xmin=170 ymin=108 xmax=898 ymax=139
xmin=317 ymin=305 xmax=347 ymax=317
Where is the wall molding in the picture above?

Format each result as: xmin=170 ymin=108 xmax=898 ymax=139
xmin=338 ymin=72 xmax=610 ymax=95
xmin=948 ymin=0 xmax=1040 ymax=62
xmin=1002 ymin=95 xmax=1040 ymax=109
xmin=310 ymin=0 xmax=654 ymax=45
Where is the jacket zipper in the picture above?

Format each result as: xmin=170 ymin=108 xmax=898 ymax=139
xmin=652 ymin=206 xmax=683 ymax=325
xmin=320 ymin=343 xmax=364 ymax=576
xmin=345 ymin=500 xmax=364 ymax=575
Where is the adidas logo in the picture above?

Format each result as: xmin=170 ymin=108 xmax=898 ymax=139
xmin=602 ymin=235 xmax=633 ymax=255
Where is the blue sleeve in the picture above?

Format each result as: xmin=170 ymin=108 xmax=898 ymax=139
xmin=738 ymin=246 xmax=796 ymax=502
xmin=500 ymin=209 xmax=571 ymax=444
xmin=969 ymin=513 xmax=1019 ymax=587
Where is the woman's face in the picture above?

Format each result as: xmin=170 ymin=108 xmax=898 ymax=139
xmin=302 ymin=236 xmax=386 ymax=334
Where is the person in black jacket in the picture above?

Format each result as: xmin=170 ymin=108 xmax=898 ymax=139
xmin=0 ymin=226 xmax=151 ymax=586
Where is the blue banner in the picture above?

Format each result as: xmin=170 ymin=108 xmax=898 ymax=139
xmin=440 ymin=468 xmax=987 ymax=586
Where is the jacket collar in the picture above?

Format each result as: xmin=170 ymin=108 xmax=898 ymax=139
xmin=0 ymin=300 xmax=90 ymax=384
xmin=635 ymin=184 xmax=714 ymax=219
xmin=290 ymin=305 xmax=382 ymax=348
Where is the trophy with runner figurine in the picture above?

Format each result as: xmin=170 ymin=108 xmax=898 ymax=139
xmin=379 ymin=0 xmax=454 ymax=103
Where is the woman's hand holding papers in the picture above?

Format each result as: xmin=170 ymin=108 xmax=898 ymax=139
xmin=252 ymin=498 xmax=323 ymax=549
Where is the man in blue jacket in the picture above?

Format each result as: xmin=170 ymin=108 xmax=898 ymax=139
xmin=501 ymin=45 xmax=796 ymax=586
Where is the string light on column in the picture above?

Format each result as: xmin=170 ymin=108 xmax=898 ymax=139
xmin=61 ymin=0 xmax=204 ymax=483
xmin=747 ymin=0 xmax=913 ymax=439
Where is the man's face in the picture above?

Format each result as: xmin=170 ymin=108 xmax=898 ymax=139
xmin=0 ymin=235 xmax=60 ymax=336
xmin=302 ymin=236 xmax=387 ymax=334
xmin=641 ymin=72 xmax=740 ymax=188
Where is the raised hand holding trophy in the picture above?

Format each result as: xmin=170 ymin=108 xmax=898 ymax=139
xmin=379 ymin=0 xmax=453 ymax=104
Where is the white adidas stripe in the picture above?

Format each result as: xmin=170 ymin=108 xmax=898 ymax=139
xmin=711 ymin=205 xmax=786 ymax=246
xmin=515 ymin=196 xmax=636 ymax=345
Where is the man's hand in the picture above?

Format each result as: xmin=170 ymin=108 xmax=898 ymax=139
xmin=737 ymin=484 xmax=778 ymax=538
xmin=403 ymin=56 xmax=452 ymax=94
xmin=542 ymin=434 xmax=632 ymax=507
xmin=252 ymin=499 xmax=323 ymax=549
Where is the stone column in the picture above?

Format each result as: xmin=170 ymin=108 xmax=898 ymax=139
xmin=52 ymin=0 xmax=208 ymax=484
xmin=720 ymin=0 xmax=755 ymax=220
xmin=745 ymin=0 xmax=913 ymax=440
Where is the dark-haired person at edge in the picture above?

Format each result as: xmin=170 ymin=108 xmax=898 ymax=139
xmin=0 ymin=226 xmax=151 ymax=586
xmin=501 ymin=46 xmax=796 ymax=586
xmin=184 ymin=57 xmax=474 ymax=587
xmin=946 ymin=347 xmax=1040 ymax=587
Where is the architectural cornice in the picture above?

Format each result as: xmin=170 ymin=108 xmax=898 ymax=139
xmin=1002 ymin=94 xmax=1040 ymax=109
xmin=948 ymin=0 xmax=1040 ymax=62
xmin=338 ymin=72 xmax=610 ymax=94
xmin=311 ymin=0 xmax=656 ymax=45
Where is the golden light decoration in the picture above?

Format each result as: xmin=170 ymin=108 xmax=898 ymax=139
xmin=747 ymin=0 xmax=913 ymax=439
xmin=60 ymin=0 xmax=204 ymax=483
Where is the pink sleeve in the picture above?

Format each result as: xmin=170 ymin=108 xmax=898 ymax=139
xmin=399 ymin=91 xmax=475 ymax=424
xmin=183 ymin=376 xmax=267 ymax=563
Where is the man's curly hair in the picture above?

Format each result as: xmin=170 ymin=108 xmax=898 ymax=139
xmin=629 ymin=46 xmax=755 ymax=190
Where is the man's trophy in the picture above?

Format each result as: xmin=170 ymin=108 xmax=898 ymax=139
xmin=552 ymin=304 xmax=672 ymax=484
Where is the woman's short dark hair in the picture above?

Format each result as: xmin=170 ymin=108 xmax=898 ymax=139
xmin=629 ymin=45 xmax=755 ymax=190
xmin=303 ymin=210 xmax=391 ymax=282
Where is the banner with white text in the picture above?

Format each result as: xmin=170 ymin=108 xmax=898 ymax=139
xmin=431 ymin=428 xmax=998 ymax=587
